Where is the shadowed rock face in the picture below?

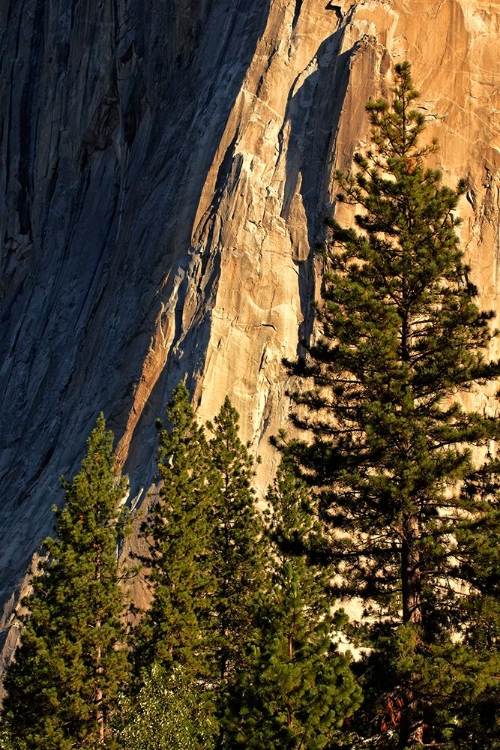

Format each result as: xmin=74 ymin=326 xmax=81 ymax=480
xmin=1 ymin=0 xmax=499 ymax=656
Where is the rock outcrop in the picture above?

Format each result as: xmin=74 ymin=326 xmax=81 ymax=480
xmin=1 ymin=0 xmax=500 ymax=660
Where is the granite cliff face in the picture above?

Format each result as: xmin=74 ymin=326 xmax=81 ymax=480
xmin=1 ymin=0 xmax=500 ymax=657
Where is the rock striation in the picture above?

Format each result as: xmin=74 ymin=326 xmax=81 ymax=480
xmin=1 ymin=0 xmax=500 ymax=663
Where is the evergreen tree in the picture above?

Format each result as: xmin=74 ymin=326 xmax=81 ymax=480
xmin=2 ymin=415 xmax=130 ymax=749
xmin=134 ymin=382 xmax=216 ymax=685
xmin=225 ymin=459 xmax=361 ymax=749
xmin=206 ymin=398 xmax=266 ymax=746
xmin=286 ymin=61 xmax=500 ymax=748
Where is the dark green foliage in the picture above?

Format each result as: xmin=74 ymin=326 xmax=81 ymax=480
xmin=287 ymin=61 xmax=500 ymax=748
xmin=2 ymin=415 xmax=130 ymax=749
xmin=206 ymin=398 xmax=266 ymax=745
xmin=134 ymin=390 xmax=266 ymax=747
xmin=449 ymin=475 xmax=500 ymax=748
xmin=135 ymin=382 xmax=216 ymax=680
xmin=225 ymin=459 xmax=361 ymax=749
xmin=207 ymin=397 xmax=265 ymax=684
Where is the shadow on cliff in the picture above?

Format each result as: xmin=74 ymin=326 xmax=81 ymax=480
xmin=117 ymin=7 xmax=359 ymax=503
xmin=0 ymin=0 xmax=271 ymax=632
xmin=113 ymin=0 xmax=272 ymax=505
xmin=280 ymin=25 xmax=359 ymax=353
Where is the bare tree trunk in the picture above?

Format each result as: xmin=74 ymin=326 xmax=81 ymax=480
xmin=96 ymin=642 xmax=105 ymax=745
xmin=95 ymin=546 xmax=105 ymax=744
xmin=287 ymin=630 xmax=294 ymax=730
xmin=399 ymin=512 xmax=424 ymax=749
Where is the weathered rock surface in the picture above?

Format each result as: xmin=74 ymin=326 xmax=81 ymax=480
xmin=1 ymin=0 xmax=500 ymax=660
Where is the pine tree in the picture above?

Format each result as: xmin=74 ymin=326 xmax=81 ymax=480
xmin=286 ymin=61 xmax=500 ymax=748
xmin=134 ymin=382 xmax=216 ymax=684
xmin=206 ymin=398 xmax=266 ymax=746
xmin=2 ymin=415 xmax=130 ymax=749
xmin=225 ymin=459 xmax=361 ymax=749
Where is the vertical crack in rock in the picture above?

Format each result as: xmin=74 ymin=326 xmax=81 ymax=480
xmin=292 ymin=0 xmax=303 ymax=29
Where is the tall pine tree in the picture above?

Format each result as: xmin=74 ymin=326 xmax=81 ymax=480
xmin=2 ymin=415 xmax=130 ymax=749
xmin=225 ymin=459 xmax=361 ymax=749
xmin=206 ymin=398 xmax=266 ymax=747
xmin=287 ymin=61 xmax=500 ymax=748
xmin=134 ymin=392 xmax=268 ymax=747
xmin=134 ymin=382 xmax=216 ymax=684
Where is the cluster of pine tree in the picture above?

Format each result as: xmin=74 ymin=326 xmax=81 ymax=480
xmin=2 ymin=62 xmax=500 ymax=749
xmin=0 ymin=388 xmax=360 ymax=749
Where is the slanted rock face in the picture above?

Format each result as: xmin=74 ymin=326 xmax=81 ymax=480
xmin=1 ymin=0 xmax=499 ymax=654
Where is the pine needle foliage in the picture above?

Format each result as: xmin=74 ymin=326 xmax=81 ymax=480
xmin=448 ymin=470 xmax=500 ymax=748
xmin=2 ymin=415 xmax=130 ymax=749
xmin=207 ymin=397 xmax=265 ymax=684
xmin=206 ymin=397 xmax=266 ymax=746
xmin=134 ymin=390 xmax=267 ymax=748
xmin=286 ymin=61 xmax=500 ymax=748
xmin=134 ymin=382 xmax=216 ymax=683
xmin=225 ymin=459 xmax=361 ymax=749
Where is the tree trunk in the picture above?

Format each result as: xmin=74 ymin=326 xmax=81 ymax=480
xmin=95 ymin=546 xmax=105 ymax=744
xmin=399 ymin=511 xmax=424 ymax=748
xmin=96 ymin=646 xmax=105 ymax=745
